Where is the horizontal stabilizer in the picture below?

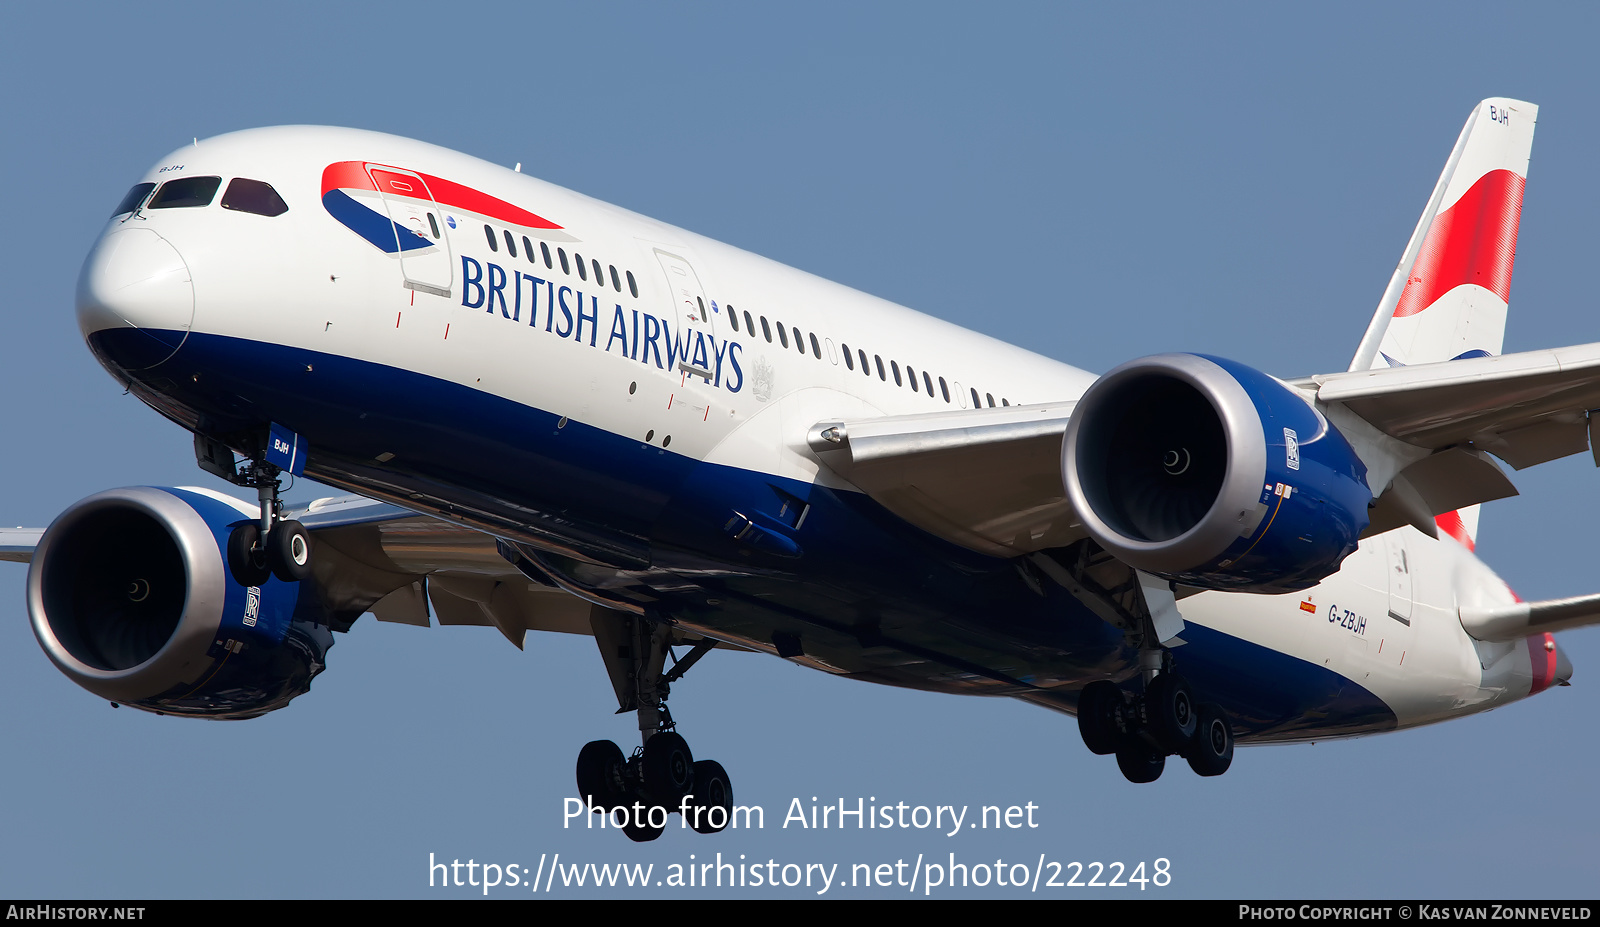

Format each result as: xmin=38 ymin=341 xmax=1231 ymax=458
xmin=810 ymin=401 xmax=1082 ymax=556
xmin=1460 ymin=593 xmax=1600 ymax=642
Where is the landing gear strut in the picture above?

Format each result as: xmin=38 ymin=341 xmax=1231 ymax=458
xmin=575 ymin=609 xmax=734 ymax=841
xmin=1034 ymin=542 xmax=1237 ymax=782
xmin=217 ymin=455 xmax=313 ymax=586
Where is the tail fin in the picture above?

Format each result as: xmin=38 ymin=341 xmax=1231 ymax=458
xmin=1349 ymin=98 xmax=1537 ymax=372
xmin=1350 ymin=98 xmax=1536 ymax=550
xmin=1349 ymin=99 xmax=1537 ymax=552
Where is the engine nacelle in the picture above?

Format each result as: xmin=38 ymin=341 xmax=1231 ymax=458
xmin=1063 ymin=354 xmax=1372 ymax=593
xmin=28 ymin=486 xmax=332 ymax=719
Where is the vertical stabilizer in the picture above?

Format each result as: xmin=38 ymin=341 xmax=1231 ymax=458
xmin=1348 ymin=99 xmax=1536 ymax=552
xmin=1349 ymin=99 xmax=1536 ymax=372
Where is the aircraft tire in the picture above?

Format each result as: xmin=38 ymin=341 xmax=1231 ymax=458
xmin=227 ymin=524 xmax=272 ymax=587
xmin=266 ymin=519 xmax=313 ymax=583
xmin=686 ymin=760 xmax=734 ymax=834
xmin=619 ymin=809 xmax=666 ymax=843
xmin=1076 ymin=681 xmax=1124 ymax=755
xmin=1145 ymin=673 xmax=1197 ymax=754
xmin=641 ymin=731 xmax=695 ymax=804
xmin=576 ymin=739 xmax=628 ymax=811
xmin=1115 ymin=740 xmax=1165 ymax=784
xmin=1184 ymin=703 xmax=1234 ymax=777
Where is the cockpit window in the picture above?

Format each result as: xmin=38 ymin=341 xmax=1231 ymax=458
xmin=111 ymin=183 xmax=156 ymax=217
xmin=220 ymin=178 xmax=289 ymax=217
xmin=148 ymin=176 xmax=222 ymax=209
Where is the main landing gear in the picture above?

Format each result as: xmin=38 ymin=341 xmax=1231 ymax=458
xmin=1027 ymin=542 xmax=1235 ymax=783
xmin=1077 ymin=663 xmax=1234 ymax=783
xmin=223 ymin=457 xmax=313 ymax=586
xmin=575 ymin=610 xmax=735 ymax=842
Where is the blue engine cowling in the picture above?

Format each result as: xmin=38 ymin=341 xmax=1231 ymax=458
xmin=27 ymin=486 xmax=333 ymax=719
xmin=1062 ymin=354 xmax=1372 ymax=593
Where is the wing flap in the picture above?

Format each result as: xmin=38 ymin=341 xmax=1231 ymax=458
xmin=1365 ymin=446 xmax=1519 ymax=537
xmin=810 ymin=401 xmax=1083 ymax=556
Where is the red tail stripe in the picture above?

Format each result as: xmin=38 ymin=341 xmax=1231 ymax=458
xmin=1392 ymin=169 xmax=1525 ymax=318
xmin=1527 ymin=633 xmax=1557 ymax=695
xmin=1434 ymin=510 xmax=1474 ymax=551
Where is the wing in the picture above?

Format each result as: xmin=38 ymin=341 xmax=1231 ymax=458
xmin=808 ymin=401 xmax=1080 ymax=557
xmin=809 ymin=338 xmax=1600 ymax=557
xmin=1310 ymin=341 xmax=1600 ymax=469
xmin=0 ymin=528 xmax=43 ymax=563
xmin=8 ymin=491 xmax=738 ymax=652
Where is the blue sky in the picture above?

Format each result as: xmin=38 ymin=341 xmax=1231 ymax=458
xmin=1 ymin=2 xmax=1596 ymax=898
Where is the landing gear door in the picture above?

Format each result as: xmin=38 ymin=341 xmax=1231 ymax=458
xmin=366 ymin=164 xmax=454 ymax=298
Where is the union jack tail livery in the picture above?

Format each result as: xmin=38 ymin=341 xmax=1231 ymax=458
xmin=1352 ymin=98 xmax=1537 ymax=372
xmin=1349 ymin=98 xmax=1538 ymax=550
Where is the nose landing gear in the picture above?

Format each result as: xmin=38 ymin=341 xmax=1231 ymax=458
xmin=197 ymin=433 xmax=315 ymax=587
xmin=221 ymin=459 xmax=313 ymax=586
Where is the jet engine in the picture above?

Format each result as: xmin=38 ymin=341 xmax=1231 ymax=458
xmin=1062 ymin=354 xmax=1372 ymax=593
xmin=28 ymin=486 xmax=332 ymax=719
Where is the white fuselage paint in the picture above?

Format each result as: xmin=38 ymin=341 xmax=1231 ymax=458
xmin=87 ymin=126 xmax=1548 ymax=738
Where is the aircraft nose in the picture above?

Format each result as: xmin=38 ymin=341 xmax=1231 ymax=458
xmin=76 ymin=227 xmax=195 ymax=371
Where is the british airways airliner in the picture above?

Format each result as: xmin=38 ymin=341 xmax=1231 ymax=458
xmin=5 ymin=98 xmax=1592 ymax=841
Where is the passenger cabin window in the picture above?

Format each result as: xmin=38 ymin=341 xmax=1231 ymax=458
xmin=777 ymin=323 xmax=789 ymax=349
xmin=760 ymin=316 xmax=772 ymax=342
xmin=743 ymin=310 xmax=755 ymax=334
xmin=890 ymin=361 xmax=902 ymax=386
xmin=503 ymin=230 xmax=517 ymax=257
xmin=924 ymin=371 xmax=935 ymax=396
xmin=729 ymin=305 xmax=740 ymax=332
xmin=906 ymin=365 xmax=918 ymax=392
xmin=971 ymin=388 xmax=981 ymax=408
xmin=542 ymin=242 xmax=553 ymax=269
xmin=626 ymin=270 xmax=638 ymax=297
xmin=220 ymin=178 xmax=288 ymax=217
xmin=875 ymin=355 xmax=886 ymax=380
xmin=148 ymin=176 xmax=222 ymax=209
xmin=610 ymin=265 xmax=621 ymax=291
xmin=861 ymin=349 xmax=871 ymax=375
xmin=484 ymin=225 xmax=498 ymax=251
xmin=939 ymin=376 xmax=950 ymax=403
xmin=522 ymin=235 xmax=535 ymax=259
xmin=111 ymin=182 xmax=156 ymax=217
xmin=986 ymin=393 xmax=995 ymax=407
xmin=575 ymin=253 xmax=587 ymax=280
xmin=558 ymin=248 xmax=570 ymax=274
xmin=842 ymin=343 xmax=855 ymax=370
xmin=810 ymin=333 xmax=821 ymax=359
xmin=593 ymin=259 xmax=604 ymax=285
xmin=791 ymin=325 xmax=804 ymax=354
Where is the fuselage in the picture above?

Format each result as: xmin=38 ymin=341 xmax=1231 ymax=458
xmin=76 ymin=126 xmax=1569 ymax=743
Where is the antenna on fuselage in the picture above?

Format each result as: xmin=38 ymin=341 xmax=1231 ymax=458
xmin=514 ymin=162 xmax=522 ymax=173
